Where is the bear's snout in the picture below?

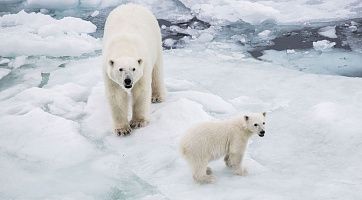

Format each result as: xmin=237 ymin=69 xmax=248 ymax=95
xmin=124 ymin=78 xmax=133 ymax=88
xmin=259 ymin=130 xmax=265 ymax=137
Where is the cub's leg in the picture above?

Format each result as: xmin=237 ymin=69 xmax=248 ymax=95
xmin=191 ymin=160 xmax=215 ymax=184
xmin=228 ymin=152 xmax=248 ymax=176
xmin=228 ymin=140 xmax=248 ymax=176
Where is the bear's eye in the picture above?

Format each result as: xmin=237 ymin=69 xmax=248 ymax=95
xmin=132 ymin=68 xmax=136 ymax=71
xmin=119 ymin=68 xmax=123 ymax=72
xmin=254 ymin=124 xmax=258 ymax=127
xmin=263 ymin=122 xmax=265 ymax=125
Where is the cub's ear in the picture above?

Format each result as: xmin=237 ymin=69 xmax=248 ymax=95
xmin=109 ymin=60 xmax=114 ymax=66
xmin=244 ymin=115 xmax=249 ymax=121
xmin=137 ymin=58 xmax=143 ymax=65
xmin=262 ymin=112 xmax=266 ymax=117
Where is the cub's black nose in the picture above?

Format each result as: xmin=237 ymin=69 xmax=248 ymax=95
xmin=260 ymin=130 xmax=265 ymax=134
xmin=124 ymin=78 xmax=132 ymax=85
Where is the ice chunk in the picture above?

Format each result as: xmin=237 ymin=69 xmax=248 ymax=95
xmin=313 ymin=40 xmax=336 ymax=51
xmin=26 ymin=0 xmax=78 ymax=9
xmin=9 ymin=55 xmax=27 ymax=69
xmin=349 ymin=25 xmax=357 ymax=32
xmin=0 ymin=58 xmax=10 ymax=65
xmin=318 ymin=26 xmax=337 ymax=38
xmin=90 ymin=10 xmax=100 ymax=17
xmin=197 ymin=32 xmax=214 ymax=42
xmin=0 ymin=11 xmax=100 ymax=57
xmin=179 ymin=1 xmax=280 ymax=24
xmin=178 ymin=0 xmax=360 ymax=24
xmin=286 ymin=49 xmax=295 ymax=54
xmin=0 ymin=68 xmax=11 ymax=79
xmin=258 ymin=30 xmax=271 ymax=39
xmin=0 ymin=108 xmax=94 ymax=167
xmin=80 ymin=0 xmax=102 ymax=8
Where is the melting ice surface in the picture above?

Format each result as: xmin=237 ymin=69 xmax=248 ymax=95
xmin=1 ymin=1 xmax=362 ymax=199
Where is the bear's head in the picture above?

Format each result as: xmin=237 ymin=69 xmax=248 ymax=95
xmin=244 ymin=112 xmax=266 ymax=137
xmin=106 ymin=56 xmax=143 ymax=90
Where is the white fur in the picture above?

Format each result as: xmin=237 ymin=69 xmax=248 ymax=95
xmin=180 ymin=113 xmax=266 ymax=184
xmin=102 ymin=4 xmax=166 ymax=136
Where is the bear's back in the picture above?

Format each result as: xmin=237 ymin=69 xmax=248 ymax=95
xmin=104 ymin=4 xmax=160 ymax=42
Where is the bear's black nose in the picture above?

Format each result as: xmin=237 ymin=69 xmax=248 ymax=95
xmin=124 ymin=78 xmax=132 ymax=85
xmin=260 ymin=130 xmax=265 ymax=134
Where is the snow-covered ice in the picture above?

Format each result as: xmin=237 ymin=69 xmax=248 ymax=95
xmin=0 ymin=11 xmax=100 ymax=57
xmin=1 ymin=1 xmax=362 ymax=200
xmin=0 ymin=68 xmax=11 ymax=79
xmin=313 ymin=40 xmax=336 ymax=51
xmin=1 ymin=44 xmax=362 ymax=199
xmin=318 ymin=26 xmax=337 ymax=38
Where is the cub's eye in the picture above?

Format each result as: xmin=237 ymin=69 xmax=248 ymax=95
xmin=254 ymin=124 xmax=258 ymax=127
xmin=263 ymin=122 xmax=265 ymax=125
xmin=119 ymin=68 xmax=123 ymax=71
xmin=132 ymin=68 xmax=136 ymax=71
xmin=109 ymin=60 xmax=114 ymax=66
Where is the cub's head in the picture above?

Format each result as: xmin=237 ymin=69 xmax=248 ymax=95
xmin=244 ymin=112 xmax=266 ymax=137
xmin=106 ymin=56 xmax=143 ymax=90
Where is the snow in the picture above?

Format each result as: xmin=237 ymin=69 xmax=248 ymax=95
xmin=0 ymin=11 xmax=100 ymax=57
xmin=318 ymin=26 xmax=337 ymax=38
xmin=178 ymin=0 xmax=361 ymax=24
xmin=313 ymin=40 xmax=336 ymax=51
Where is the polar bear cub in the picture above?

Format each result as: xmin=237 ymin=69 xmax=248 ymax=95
xmin=102 ymin=4 xmax=166 ymax=136
xmin=180 ymin=113 xmax=266 ymax=184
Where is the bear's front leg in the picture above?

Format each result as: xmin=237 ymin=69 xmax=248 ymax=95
xmin=228 ymin=139 xmax=248 ymax=176
xmin=105 ymin=78 xmax=131 ymax=136
xmin=131 ymin=81 xmax=151 ymax=129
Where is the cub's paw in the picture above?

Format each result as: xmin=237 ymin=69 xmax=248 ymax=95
xmin=114 ymin=125 xmax=132 ymax=136
xmin=206 ymin=167 xmax=213 ymax=175
xmin=151 ymin=95 xmax=164 ymax=103
xmin=233 ymin=168 xmax=248 ymax=176
xmin=130 ymin=119 xmax=149 ymax=129
xmin=193 ymin=175 xmax=215 ymax=184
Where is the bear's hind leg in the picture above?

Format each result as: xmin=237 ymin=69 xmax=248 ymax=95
xmin=151 ymin=54 xmax=166 ymax=103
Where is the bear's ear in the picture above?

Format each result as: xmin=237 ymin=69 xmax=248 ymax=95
xmin=262 ymin=112 xmax=266 ymax=117
xmin=109 ymin=60 xmax=114 ymax=66
xmin=244 ymin=115 xmax=249 ymax=121
xmin=138 ymin=58 xmax=143 ymax=65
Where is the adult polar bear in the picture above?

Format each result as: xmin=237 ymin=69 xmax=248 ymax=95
xmin=103 ymin=4 xmax=166 ymax=136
